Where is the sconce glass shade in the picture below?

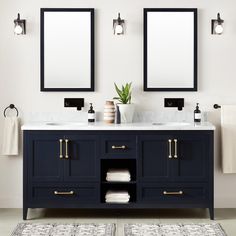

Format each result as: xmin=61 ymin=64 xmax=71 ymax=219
xmin=14 ymin=13 xmax=26 ymax=35
xmin=113 ymin=13 xmax=125 ymax=35
xmin=215 ymin=24 xmax=223 ymax=34
xmin=211 ymin=13 xmax=224 ymax=35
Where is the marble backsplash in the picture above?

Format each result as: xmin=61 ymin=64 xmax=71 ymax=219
xmin=24 ymin=109 xmax=208 ymax=123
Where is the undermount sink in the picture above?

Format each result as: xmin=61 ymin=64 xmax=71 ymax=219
xmin=46 ymin=122 xmax=86 ymax=126
xmin=152 ymin=122 xmax=191 ymax=126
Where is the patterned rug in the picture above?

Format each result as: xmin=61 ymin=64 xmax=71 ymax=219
xmin=124 ymin=223 xmax=227 ymax=236
xmin=11 ymin=223 xmax=116 ymax=236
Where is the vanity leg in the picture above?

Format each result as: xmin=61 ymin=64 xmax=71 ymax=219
xmin=23 ymin=207 xmax=28 ymax=220
xmin=209 ymin=207 xmax=214 ymax=220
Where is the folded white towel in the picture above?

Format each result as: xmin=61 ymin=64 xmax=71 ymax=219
xmin=107 ymin=172 xmax=130 ymax=176
xmin=105 ymin=190 xmax=130 ymax=203
xmin=106 ymin=190 xmax=129 ymax=196
xmin=106 ymin=169 xmax=131 ymax=182
xmin=106 ymin=200 xmax=129 ymax=204
xmin=107 ymin=169 xmax=130 ymax=174
xmin=106 ymin=176 xmax=131 ymax=182
xmin=1 ymin=117 xmax=19 ymax=156
xmin=105 ymin=199 xmax=130 ymax=203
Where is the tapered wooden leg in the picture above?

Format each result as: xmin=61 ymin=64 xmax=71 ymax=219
xmin=209 ymin=207 xmax=214 ymax=220
xmin=23 ymin=207 xmax=28 ymax=220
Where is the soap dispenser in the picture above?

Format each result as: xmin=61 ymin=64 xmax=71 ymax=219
xmin=88 ymin=103 xmax=95 ymax=122
xmin=194 ymin=103 xmax=201 ymax=122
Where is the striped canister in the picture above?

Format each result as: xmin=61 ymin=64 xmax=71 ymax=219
xmin=104 ymin=101 xmax=115 ymax=123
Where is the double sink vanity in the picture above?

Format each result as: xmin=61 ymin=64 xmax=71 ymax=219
xmin=22 ymin=121 xmax=214 ymax=220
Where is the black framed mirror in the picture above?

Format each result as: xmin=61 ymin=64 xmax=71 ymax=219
xmin=144 ymin=8 xmax=197 ymax=91
xmin=40 ymin=8 xmax=94 ymax=91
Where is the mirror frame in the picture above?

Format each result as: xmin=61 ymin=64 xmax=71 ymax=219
xmin=144 ymin=8 xmax=198 ymax=91
xmin=40 ymin=8 xmax=95 ymax=92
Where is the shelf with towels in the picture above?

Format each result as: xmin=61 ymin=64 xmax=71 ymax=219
xmin=101 ymin=184 xmax=136 ymax=204
xmin=101 ymin=159 xmax=136 ymax=182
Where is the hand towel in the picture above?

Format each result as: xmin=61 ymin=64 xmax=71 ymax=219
xmin=221 ymin=105 xmax=236 ymax=173
xmin=1 ymin=117 xmax=19 ymax=156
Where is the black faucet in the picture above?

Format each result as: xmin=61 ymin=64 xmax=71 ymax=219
xmin=64 ymin=98 xmax=84 ymax=110
xmin=164 ymin=98 xmax=184 ymax=111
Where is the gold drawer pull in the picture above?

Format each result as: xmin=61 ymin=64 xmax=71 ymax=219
xmin=163 ymin=191 xmax=183 ymax=195
xmin=168 ymin=139 xmax=172 ymax=159
xmin=65 ymin=139 xmax=69 ymax=159
xmin=112 ymin=145 xmax=126 ymax=149
xmin=59 ymin=139 xmax=63 ymax=159
xmin=54 ymin=191 xmax=74 ymax=195
xmin=174 ymin=139 xmax=178 ymax=159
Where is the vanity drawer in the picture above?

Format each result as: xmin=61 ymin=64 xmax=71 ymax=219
xmin=101 ymin=135 xmax=136 ymax=158
xmin=29 ymin=184 xmax=99 ymax=203
xmin=139 ymin=183 xmax=208 ymax=204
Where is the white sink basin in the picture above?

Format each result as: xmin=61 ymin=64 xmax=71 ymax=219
xmin=152 ymin=122 xmax=191 ymax=126
xmin=46 ymin=122 xmax=86 ymax=126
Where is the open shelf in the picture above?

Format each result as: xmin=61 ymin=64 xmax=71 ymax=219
xmin=101 ymin=183 xmax=136 ymax=204
xmin=101 ymin=159 xmax=136 ymax=182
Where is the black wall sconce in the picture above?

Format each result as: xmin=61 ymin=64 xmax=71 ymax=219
xmin=113 ymin=13 xmax=125 ymax=35
xmin=211 ymin=13 xmax=224 ymax=35
xmin=14 ymin=13 xmax=26 ymax=35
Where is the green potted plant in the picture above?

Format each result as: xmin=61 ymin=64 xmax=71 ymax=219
xmin=113 ymin=82 xmax=135 ymax=123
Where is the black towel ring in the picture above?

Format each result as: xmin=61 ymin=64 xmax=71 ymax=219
xmin=3 ymin=104 xmax=19 ymax=117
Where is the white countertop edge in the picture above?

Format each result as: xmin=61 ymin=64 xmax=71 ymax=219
xmin=21 ymin=122 xmax=215 ymax=131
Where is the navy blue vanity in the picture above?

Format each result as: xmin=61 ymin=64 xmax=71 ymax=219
xmin=22 ymin=122 xmax=214 ymax=220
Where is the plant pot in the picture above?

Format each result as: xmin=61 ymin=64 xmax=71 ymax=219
xmin=117 ymin=104 xmax=135 ymax=123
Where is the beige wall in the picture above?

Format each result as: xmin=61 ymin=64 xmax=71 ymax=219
xmin=0 ymin=0 xmax=236 ymax=207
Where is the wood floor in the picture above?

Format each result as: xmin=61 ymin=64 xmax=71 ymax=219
xmin=1 ymin=208 xmax=236 ymax=235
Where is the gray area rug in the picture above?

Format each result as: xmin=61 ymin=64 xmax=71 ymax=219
xmin=124 ymin=223 xmax=227 ymax=236
xmin=11 ymin=223 xmax=116 ymax=236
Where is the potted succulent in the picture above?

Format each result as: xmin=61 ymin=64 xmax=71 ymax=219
xmin=113 ymin=82 xmax=135 ymax=123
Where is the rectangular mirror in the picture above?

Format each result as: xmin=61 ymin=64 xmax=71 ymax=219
xmin=144 ymin=8 xmax=197 ymax=91
xmin=40 ymin=8 xmax=94 ymax=91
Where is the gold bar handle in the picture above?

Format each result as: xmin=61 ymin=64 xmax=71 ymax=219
xmin=168 ymin=139 xmax=172 ymax=159
xmin=59 ymin=139 xmax=63 ymax=159
xmin=174 ymin=139 xmax=178 ymax=159
xmin=112 ymin=145 xmax=126 ymax=150
xmin=54 ymin=191 xmax=74 ymax=195
xmin=163 ymin=191 xmax=183 ymax=195
xmin=65 ymin=139 xmax=69 ymax=159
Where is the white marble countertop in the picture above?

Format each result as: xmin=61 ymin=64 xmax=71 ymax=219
xmin=21 ymin=121 xmax=215 ymax=131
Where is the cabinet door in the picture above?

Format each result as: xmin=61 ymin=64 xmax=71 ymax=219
xmin=138 ymin=135 xmax=172 ymax=181
xmin=27 ymin=133 xmax=64 ymax=182
xmin=64 ymin=135 xmax=99 ymax=182
xmin=172 ymin=133 xmax=208 ymax=181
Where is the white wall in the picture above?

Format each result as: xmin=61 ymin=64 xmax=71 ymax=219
xmin=0 ymin=0 xmax=236 ymax=208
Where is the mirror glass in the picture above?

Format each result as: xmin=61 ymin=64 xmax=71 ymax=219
xmin=144 ymin=9 xmax=197 ymax=91
xmin=40 ymin=8 xmax=94 ymax=91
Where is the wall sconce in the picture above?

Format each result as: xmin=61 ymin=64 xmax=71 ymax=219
xmin=113 ymin=13 xmax=125 ymax=35
xmin=14 ymin=13 xmax=26 ymax=35
xmin=211 ymin=13 xmax=224 ymax=35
